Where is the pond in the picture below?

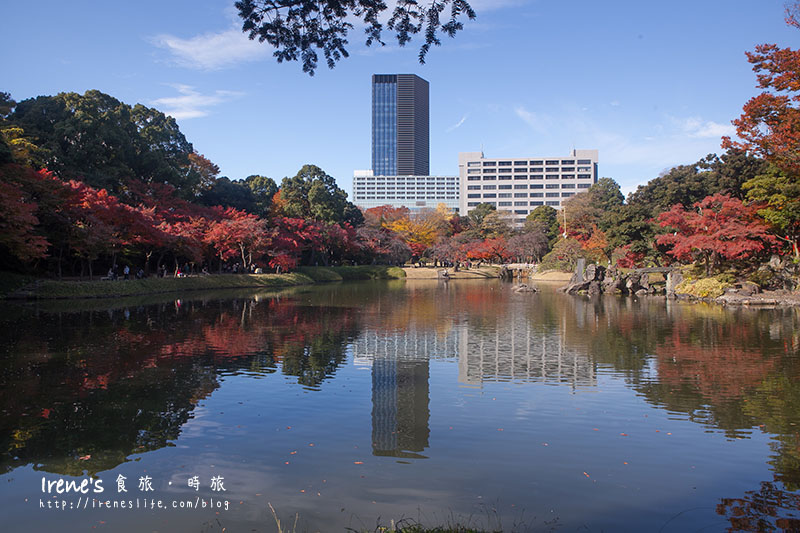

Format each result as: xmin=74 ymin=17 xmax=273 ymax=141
xmin=1 ymin=280 xmax=799 ymax=532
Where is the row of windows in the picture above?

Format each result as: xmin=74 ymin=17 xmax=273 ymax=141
xmin=466 ymin=175 xmax=592 ymax=182
xmin=468 ymin=158 xmax=593 ymax=166
xmin=359 ymin=182 xmax=589 ymax=193
xmin=467 ymin=192 xmax=576 ymax=199
xmin=473 ymin=168 xmax=588 ymax=175
xmin=356 ymin=186 xmax=456 ymax=190
xmin=478 ymin=183 xmax=582 ymax=190
xmin=478 ymin=159 xmax=589 ymax=167
xmin=473 ymin=174 xmax=592 ymax=180
xmin=465 ymin=201 xmax=562 ymax=209
xmin=358 ymin=196 xmax=457 ymax=200
xmin=355 ymin=179 xmax=457 ymax=183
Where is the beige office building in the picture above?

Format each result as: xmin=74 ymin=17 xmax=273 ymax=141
xmin=458 ymin=149 xmax=599 ymax=225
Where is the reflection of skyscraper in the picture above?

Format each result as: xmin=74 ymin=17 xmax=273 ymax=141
xmin=371 ymin=358 xmax=430 ymax=459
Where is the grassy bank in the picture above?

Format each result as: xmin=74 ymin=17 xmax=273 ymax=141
xmin=1 ymin=266 xmax=406 ymax=300
xmin=296 ymin=265 xmax=406 ymax=281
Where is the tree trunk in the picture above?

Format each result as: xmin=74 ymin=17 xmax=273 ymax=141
xmin=156 ymin=252 xmax=165 ymax=277
xmin=240 ymin=243 xmax=248 ymax=270
xmin=57 ymin=246 xmax=63 ymax=280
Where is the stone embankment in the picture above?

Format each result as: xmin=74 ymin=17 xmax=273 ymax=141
xmin=560 ymin=262 xmax=680 ymax=297
xmin=559 ymin=259 xmax=800 ymax=307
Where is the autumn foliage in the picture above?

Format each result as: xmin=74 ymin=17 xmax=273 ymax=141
xmin=656 ymin=194 xmax=776 ymax=273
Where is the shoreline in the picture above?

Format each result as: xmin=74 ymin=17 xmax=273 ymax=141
xmin=1 ymin=266 xmax=406 ymax=300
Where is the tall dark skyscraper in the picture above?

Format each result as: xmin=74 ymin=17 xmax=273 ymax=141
xmin=371 ymin=74 xmax=429 ymax=176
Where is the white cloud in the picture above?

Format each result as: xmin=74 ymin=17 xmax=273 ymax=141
xmin=151 ymin=28 xmax=268 ymax=70
xmin=446 ymin=115 xmax=468 ymax=132
xmin=674 ymin=116 xmax=735 ymax=139
xmin=514 ymin=106 xmax=553 ymax=135
xmin=509 ymin=106 xmax=733 ymax=195
xmin=151 ymin=85 xmax=243 ymax=120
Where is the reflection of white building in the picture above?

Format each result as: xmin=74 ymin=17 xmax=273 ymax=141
xmin=456 ymin=321 xmax=597 ymax=389
xmin=351 ymin=327 xmax=460 ymax=362
xmin=351 ymin=320 xmax=597 ymax=390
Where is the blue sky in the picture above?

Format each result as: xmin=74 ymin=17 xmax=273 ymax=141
xmin=3 ymin=0 xmax=797 ymax=197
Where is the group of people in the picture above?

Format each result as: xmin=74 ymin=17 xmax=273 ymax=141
xmin=104 ymin=261 xmax=266 ymax=280
xmin=105 ymin=265 xmax=144 ymax=280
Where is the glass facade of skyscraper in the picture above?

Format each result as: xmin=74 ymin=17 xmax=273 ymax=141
xmin=372 ymin=75 xmax=398 ymax=176
xmin=371 ymin=74 xmax=429 ymax=176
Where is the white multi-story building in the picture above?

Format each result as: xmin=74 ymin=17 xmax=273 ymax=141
xmin=352 ymin=170 xmax=460 ymax=214
xmin=458 ymin=149 xmax=599 ymax=225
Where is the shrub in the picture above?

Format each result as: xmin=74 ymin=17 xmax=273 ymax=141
xmin=675 ymin=277 xmax=732 ymax=298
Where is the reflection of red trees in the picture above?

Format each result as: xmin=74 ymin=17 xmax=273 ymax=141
xmin=2 ymin=295 xmax=361 ymax=431
xmin=717 ymin=481 xmax=800 ymax=531
xmin=149 ymin=298 xmax=357 ymax=363
xmin=655 ymin=323 xmax=774 ymax=401
xmin=158 ymin=316 xmax=268 ymax=359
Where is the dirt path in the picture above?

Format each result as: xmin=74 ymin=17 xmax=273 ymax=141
xmin=401 ymin=266 xmax=500 ymax=280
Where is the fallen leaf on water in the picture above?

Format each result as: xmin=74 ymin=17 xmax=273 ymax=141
xmin=284 ymin=462 xmax=290 ymax=465
xmin=623 ymin=462 xmax=628 ymax=465
xmin=667 ymin=432 xmax=672 ymax=435
xmin=286 ymin=426 xmax=292 ymax=430
xmin=354 ymin=461 xmax=364 ymax=465
xmin=300 ymin=490 xmax=305 ymax=493
xmin=308 ymin=443 xmax=315 ymax=447
xmin=497 ymin=428 xmax=504 ymax=431
xmin=620 ymin=433 xmax=628 ymax=437
xmin=592 ymin=428 xmax=598 ymax=431
xmin=290 ymin=451 xmax=297 ymax=455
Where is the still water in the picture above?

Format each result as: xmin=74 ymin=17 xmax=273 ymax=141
xmin=1 ymin=280 xmax=799 ymax=532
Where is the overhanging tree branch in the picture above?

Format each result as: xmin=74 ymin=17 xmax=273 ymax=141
xmin=235 ymin=0 xmax=475 ymax=75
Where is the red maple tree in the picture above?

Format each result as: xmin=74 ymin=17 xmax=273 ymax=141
xmin=722 ymin=19 xmax=800 ymax=175
xmin=656 ymin=193 xmax=776 ymax=274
